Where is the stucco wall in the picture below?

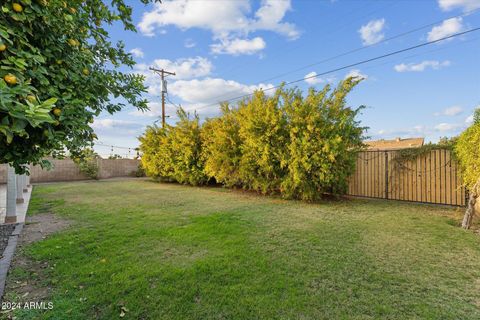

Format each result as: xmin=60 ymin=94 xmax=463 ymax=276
xmin=0 ymin=159 xmax=140 ymax=183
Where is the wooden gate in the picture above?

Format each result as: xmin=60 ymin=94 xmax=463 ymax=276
xmin=347 ymin=149 xmax=467 ymax=206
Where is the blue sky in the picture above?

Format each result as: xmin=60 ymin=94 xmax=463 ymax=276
xmin=92 ymin=0 xmax=480 ymax=158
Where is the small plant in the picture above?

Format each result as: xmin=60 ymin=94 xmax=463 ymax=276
xmin=132 ymin=164 xmax=146 ymax=177
xmin=73 ymin=149 xmax=99 ymax=180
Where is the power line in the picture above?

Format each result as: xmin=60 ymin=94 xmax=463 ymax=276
xmin=95 ymin=142 xmax=138 ymax=150
xmin=257 ymin=8 xmax=478 ymax=84
xmin=195 ymin=26 xmax=480 ymax=111
xmin=200 ymin=9 xmax=478 ymax=106
xmin=219 ymin=0 xmax=397 ymax=79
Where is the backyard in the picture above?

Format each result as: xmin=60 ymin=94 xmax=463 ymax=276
xmin=3 ymin=179 xmax=480 ymax=319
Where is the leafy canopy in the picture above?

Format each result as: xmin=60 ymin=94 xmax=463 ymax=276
xmin=455 ymin=108 xmax=480 ymax=189
xmin=0 ymin=0 xmax=157 ymax=173
xmin=140 ymin=79 xmax=367 ymax=200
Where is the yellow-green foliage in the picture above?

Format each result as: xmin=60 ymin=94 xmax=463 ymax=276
xmin=237 ymin=90 xmax=289 ymax=194
xmin=455 ymin=109 xmax=480 ymax=189
xmin=140 ymin=78 xmax=366 ymax=199
xmin=282 ymin=78 xmax=366 ymax=200
xmin=201 ymin=104 xmax=242 ymax=187
xmin=139 ymin=109 xmax=207 ymax=185
xmin=169 ymin=109 xmax=207 ymax=185
xmin=138 ymin=126 xmax=175 ymax=180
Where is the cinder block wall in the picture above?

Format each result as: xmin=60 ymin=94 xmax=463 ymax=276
xmin=0 ymin=159 xmax=141 ymax=183
xmin=0 ymin=165 xmax=6 ymax=184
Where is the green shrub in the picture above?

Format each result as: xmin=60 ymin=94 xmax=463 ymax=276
xmin=282 ymin=79 xmax=366 ymax=200
xmin=169 ymin=109 xmax=208 ymax=185
xmin=237 ymin=90 xmax=289 ymax=194
xmin=139 ymin=109 xmax=207 ymax=185
xmin=139 ymin=79 xmax=366 ymax=200
xmin=455 ymin=108 xmax=480 ymax=189
xmin=201 ymin=104 xmax=243 ymax=187
xmin=139 ymin=126 xmax=175 ymax=181
xmin=72 ymin=149 xmax=99 ymax=180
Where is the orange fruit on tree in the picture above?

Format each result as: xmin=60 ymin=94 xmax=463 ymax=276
xmin=68 ymin=39 xmax=78 ymax=46
xmin=12 ymin=3 xmax=23 ymax=12
xmin=0 ymin=43 xmax=6 ymax=52
xmin=69 ymin=7 xmax=76 ymax=14
xmin=82 ymin=68 xmax=90 ymax=76
xmin=4 ymin=74 xmax=17 ymax=85
xmin=26 ymin=95 xmax=36 ymax=103
xmin=52 ymin=108 xmax=62 ymax=117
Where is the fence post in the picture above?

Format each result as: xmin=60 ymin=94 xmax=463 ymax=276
xmin=385 ymin=151 xmax=389 ymax=199
xmin=6 ymin=165 xmax=17 ymax=223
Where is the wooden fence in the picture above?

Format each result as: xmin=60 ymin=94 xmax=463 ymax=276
xmin=347 ymin=149 xmax=467 ymax=206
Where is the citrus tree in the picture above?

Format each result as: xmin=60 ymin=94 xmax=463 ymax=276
xmin=0 ymin=0 xmax=156 ymax=173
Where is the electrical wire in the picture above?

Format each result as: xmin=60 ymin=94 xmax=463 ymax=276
xmin=195 ymin=26 xmax=480 ymax=111
xmin=201 ymin=9 xmax=478 ymax=106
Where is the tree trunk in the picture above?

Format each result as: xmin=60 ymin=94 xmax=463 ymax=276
xmin=462 ymin=180 xmax=479 ymax=230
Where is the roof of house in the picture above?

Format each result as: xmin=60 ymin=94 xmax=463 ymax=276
xmin=365 ymin=137 xmax=425 ymax=150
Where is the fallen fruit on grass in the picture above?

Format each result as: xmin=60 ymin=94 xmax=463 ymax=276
xmin=4 ymin=74 xmax=17 ymax=85
xmin=12 ymin=3 xmax=23 ymax=12
xmin=52 ymin=108 xmax=62 ymax=117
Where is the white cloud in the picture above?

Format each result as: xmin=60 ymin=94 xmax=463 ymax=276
xmin=434 ymin=122 xmax=464 ymax=132
xmin=211 ymin=37 xmax=266 ymax=55
xmin=438 ymin=0 xmax=480 ymax=11
xmin=138 ymin=0 xmax=299 ymax=55
xmin=184 ymin=38 xmax=196 ymax=48
xmin=169 ymin=78 xmax=274 ymax=104
xmin=394 ymin=60 xmax=451 ymax=72
xmin=251 ymin=0 xmax=299 ymax=39
xmin=427 ymin=17 xmax=464 ymax=42
xmin=129 ymin=102 xmax=178 ymax=118
xmin=92 ymin=119 xmax=142 ymax=130
xmin=434 ymin=105 xmax=464 ymax=116
xmin=129 ymin=48 xmax=144 ymax=59
xmin=134 ymin=56 xmax=213 ymax=92
xmin=358 ymin=18 xmax=386 ymax=46
xmin=345 ymin=69 xmax=368 ymax=80
xmin=304 ymin=71 xmax=325 ymax=85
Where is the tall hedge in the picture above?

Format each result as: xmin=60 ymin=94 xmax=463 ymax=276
xmin=237 ymin=90 xmax=289 ymax=194
xmin=201 ymin=104 xmax=242 ymax=187
xmin=282 ymin=79 xmax=365 ymax=200
xmin=139 ymin=78 xmax=366 ymax=200
xmin=139 ymin=109 xmax=207 ymax=185
xmin=455 ymin=108 xmax=480 ymax=189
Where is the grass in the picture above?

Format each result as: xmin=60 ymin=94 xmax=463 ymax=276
xmin=6 ymin=179 xmax=480 ymax=319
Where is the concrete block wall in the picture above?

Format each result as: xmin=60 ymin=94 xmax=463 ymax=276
xmin=0 ymin=165 xmax=6 ymax=184
xmin=0 ymin=159 xmax=141 ymax=183
xmin=98 ymin=159 xmax=140 ymax=179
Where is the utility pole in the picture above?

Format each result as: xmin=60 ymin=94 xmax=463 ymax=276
xmin=149 ymin=67 xmax=175 ymax=128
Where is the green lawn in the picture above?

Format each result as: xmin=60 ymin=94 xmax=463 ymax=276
xmin=6 ymin=179 xmax=480 ymax=319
